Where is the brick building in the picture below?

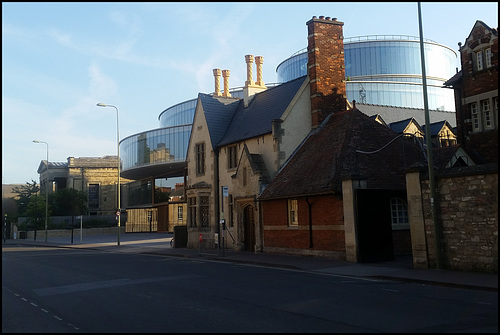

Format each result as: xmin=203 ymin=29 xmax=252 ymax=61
xmin=444 ymin=20 xmax=498 ymax=163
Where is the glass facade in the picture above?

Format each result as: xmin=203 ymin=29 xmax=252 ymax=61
xmin=276 ymin=35 xmax=458 ymax=111
xmin=120 ymin=124 xmax=192 ymax=173
xmin=158 ymin=98 xmax=197 ymax=128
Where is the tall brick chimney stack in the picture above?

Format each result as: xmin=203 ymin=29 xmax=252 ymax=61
xmin=306 ymin=16 xmax=347 ymax=128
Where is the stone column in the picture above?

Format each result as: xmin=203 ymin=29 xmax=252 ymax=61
xmin=222 ymin=70 xmax=231 ymax=97
xmin=213 ymin=69 xmax=222 ymax=96
xmin=245 ymin=54 xmax=255 ymax=87
xmin=255 ymin=56 xmax=266 ymax=88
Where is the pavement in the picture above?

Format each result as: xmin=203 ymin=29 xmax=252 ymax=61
xmin=3 ymin=232 xmax=497 ymax=292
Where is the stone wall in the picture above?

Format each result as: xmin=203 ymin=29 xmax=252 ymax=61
xmin=418 ymin=164 xmax=498 ymax=273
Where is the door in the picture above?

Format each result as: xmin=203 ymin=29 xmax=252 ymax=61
xmin=355 ymin=189 xmax=401 ymax=262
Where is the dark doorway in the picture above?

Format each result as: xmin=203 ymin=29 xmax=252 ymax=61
xmin=157 ymin=205 xmax=169 ymax=232
xmin=355 ymin=189 xmax=405 ymax=262
xmin=243 ymin=205 xmax=256 ymax=252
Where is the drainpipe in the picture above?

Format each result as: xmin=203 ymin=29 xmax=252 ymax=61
xmin=306 ymin=197 xmax=313 ymax=248
xmin=214 ymin=148 xmax=221 ymax=255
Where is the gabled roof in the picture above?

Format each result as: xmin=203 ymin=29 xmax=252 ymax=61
xmin=218 ymin=76 xmax=307 ymax=146
xmin=198 ymin=93 xmax=240 ymax=149
xmin=237 ymin=144 xmax=271 ymax=185
xmin=259 ymin=108 xmax=425 ymax=200
xmin=422 ymin=120 xmax=454 ymax=137
xmin=432 ymin=144 xmax=475 ymax=169
xmin=464 ymin=20 xmax=498 ymax=47
xmin=355 ymin=103 xmax=456 ymax=127
xmin=36 ymin=161 xmax=67 ymax=173
xmin=370 ymin=114 xmax=387 ymax=127
xmin=388 ymin=117 xmax=419 ymax=134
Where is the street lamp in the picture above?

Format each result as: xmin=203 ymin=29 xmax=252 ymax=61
xmin=96 ymin=103 xmax=121 ymax=246
xmin=33 ymin=140 xmax=49 ymax=243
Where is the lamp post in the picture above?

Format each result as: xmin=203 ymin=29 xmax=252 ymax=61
xmin=33 ymin=140 xmax=49 ymax=243
xmin=96 ymin=103 xmax=121 ymax=246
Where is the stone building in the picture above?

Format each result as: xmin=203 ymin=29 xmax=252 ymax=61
xmin=36 ymin=156 xmax=131 ymax=216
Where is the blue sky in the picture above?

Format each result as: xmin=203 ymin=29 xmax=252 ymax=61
xmin=2 ymin=2 xmax=498 ymax=185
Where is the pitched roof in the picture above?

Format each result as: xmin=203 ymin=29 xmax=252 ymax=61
xmin=422 ymin=120 xmax=454 ymax=136
xmin=355 ymin=103 xmax=456 ymax=128
xmin=218 ymin=76 xmax=307 ymax=146
xmin=198 ymin=93 xmax=240 ymax=149
xmin=259 ymin=108 xmax=425 ymax=200
xmin=388 ymin=117 xmax=416 ymax=134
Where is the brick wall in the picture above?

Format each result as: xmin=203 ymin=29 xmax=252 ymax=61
xmin=306 ymin=16 xmax=346 ymax=127
xmin=261 ymin=194 xmax=346 ymax=257
xmin=420 ymin=165 xmax=498 ymax=273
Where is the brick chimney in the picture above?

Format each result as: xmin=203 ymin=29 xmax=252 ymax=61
xmin=243 ymin=54 xmax=267 ymax=107
xmin=306 ymin=16 xmax=347 ymax=128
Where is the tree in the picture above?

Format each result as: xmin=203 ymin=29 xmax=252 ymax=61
xmin=50 ymin=188 xmax=88 ymax=217
xmin=12 ymin=180 xmax=40 ymax=219
xmin=23 ymin=194 xmax=46 ymax=237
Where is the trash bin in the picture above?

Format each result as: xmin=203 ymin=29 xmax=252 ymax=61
xmin=173 ymin=225 xmax=187 ymax=248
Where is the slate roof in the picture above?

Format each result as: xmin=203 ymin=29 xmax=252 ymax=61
xmin=259 ymin=108 xmax=425 ymax=200
xmin=355 ymin=103 xmax=456 ymax=128
xmin=432 ymin=145 xmax=470 ymax=169
xmin=421 ymin=120 xmax=454 ymax=137
xmin=218 ymin=76 xmax=307 ymax=146
xmin=198 ymin=93 xmax=241 ymax=149
xmin=388 ymin=117 xmax=417 ymax=134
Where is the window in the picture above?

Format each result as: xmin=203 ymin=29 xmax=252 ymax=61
xmin=471 ymin=102 xmax=480 ymax=131
xmin=228 ymin=145 xmax=238 ymax=169
xmin=195 ymin=142 xmax=205 ymax=175
xmin=243 ymin=167 xmax=247 ymax=186
xmin=177 ymin=206 xmax=183 ymax=221
xmin=482 ymin=99 xmax=493 ymax=129
xmin=88 ymin=184 xmax=99 ymax=209
xmin=476 ymin=50 xmax=483 ymax=71
xmin=390 ymin=198 xmax=409 ymax=229
xmin=288 ymin=199 xmax=298 ymax=226
xmin=188 ymin=197 xmax=197 ymax=227
xmin=200 ymin=196 xmax=210 ymax=227
xmin=485 ymin=48 xmax=492 ymax=68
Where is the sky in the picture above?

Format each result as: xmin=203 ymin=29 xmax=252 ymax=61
xmin=2 ymin=2 xmax=498 ymax=186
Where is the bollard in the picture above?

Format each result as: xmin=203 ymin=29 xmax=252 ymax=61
xmin=199 ymin=234 xmax=203 ymax=255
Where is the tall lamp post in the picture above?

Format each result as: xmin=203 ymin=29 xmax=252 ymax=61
xmin=96 ymin=103 xmax=121 ymax=246
xmin=33 ymin=140 xmax=49 ymax=243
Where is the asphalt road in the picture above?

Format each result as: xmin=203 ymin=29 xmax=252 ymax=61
xmin=3 ymin=244 xmax=498 ymax=333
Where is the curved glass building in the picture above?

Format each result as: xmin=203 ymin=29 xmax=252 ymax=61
xmin=277 ymin=35 xmax=457 ymax=111
xmin=120 ymin=34 xmax=457 ymax=211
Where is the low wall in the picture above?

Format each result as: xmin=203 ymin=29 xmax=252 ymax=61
xmin=21 ymin=227 xmax=126 ymax=240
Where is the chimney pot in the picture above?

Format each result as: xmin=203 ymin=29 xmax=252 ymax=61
xmin=319 ymin=16 xmax=325 ymax=20
xmin=222 ymin=69 xmax=231 ymax=97
xmin=213 ymin=68 xmax=222 ymax=96
xmin=245 ymin=55 xmax=255 ymax=87
xmin=255 ymin=56 xmax=266 ymax=88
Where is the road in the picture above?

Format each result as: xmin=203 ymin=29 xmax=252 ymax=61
xmin=2 ymin=244 xmax=498 ymax=333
